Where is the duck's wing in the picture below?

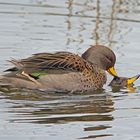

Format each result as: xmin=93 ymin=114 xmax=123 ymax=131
xmin=21 ymin=52 xmax=87 ymax=72
xmin=4 ymin=52 xmax=72 ymax=72
xmin=5 ymin=52 xmax=89 ymax=77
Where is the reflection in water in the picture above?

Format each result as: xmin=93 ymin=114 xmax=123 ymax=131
xmin=108 ymin=0 xmax=119 ymax=47
xmin=84 ymin=125 xmax=111 ymax=131
xmin=94 ymin=0 xmax=100 ymax=45
xmin=1 ymin=90 xmax=114 ymax=139
xmin=66 ymin=0 xmax=73 ymax=46
xmin=111 ymin=85 xmax=138 ymax=93
xmin=66 ymin=0 xmax=122 ymax=47
xmin=79 ymin=134 xmax=113 ymax=139
xmin=4 ymin=91 xmax=114 ymax=123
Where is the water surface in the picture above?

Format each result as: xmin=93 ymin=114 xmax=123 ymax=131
xmin=0 ymin=0 xmax=140 ymax=139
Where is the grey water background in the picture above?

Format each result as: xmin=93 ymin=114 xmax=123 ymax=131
xmin=0 ymin=0 xmax=140 ymax=139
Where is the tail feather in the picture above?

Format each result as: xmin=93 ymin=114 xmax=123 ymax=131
xmin=4 ymin=67 xmax=18 ymax=72
xmin=8 ymin=58 xmax=23 ymax=68
xmin=4 ymin=58 xmax=23 ymax=72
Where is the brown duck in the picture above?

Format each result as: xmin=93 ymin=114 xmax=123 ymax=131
xmin=109 ymin=75 xmax=140 ymax=88
xmin=0 ymin=45 xmax=120 ymax=92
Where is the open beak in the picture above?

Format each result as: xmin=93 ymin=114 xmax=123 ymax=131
xmin=107 ymin=67 xmax=118 ymax=77
xmin=127 ymin=74 xmax=140 ymax=85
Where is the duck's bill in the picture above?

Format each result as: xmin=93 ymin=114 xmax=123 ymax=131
xmin=127 ymin=74 xmax=140 ymax=85
xmin=107 ymin=67 xmax=118 ymax=77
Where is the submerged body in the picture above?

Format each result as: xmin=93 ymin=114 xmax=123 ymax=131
xmin=0 ymin=45 xmax=117 ymax=92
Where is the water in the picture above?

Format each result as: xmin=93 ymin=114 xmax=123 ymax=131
xmin=0 ymin=0 xmax=140 ymax=139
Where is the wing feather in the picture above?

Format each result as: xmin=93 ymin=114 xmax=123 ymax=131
xmin=6 ymin=52 xmax=88 ymax=74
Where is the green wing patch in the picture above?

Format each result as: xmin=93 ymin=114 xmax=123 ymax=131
xmin=30 ymin=72 xmax=48 ymax=79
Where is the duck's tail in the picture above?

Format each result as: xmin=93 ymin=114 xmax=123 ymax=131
xmin=4 ymin=58 xmax=22 ymax=72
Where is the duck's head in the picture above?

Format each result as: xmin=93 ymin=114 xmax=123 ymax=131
xmin=82 ymin=45 xmax=118 ymax=77
xmin=109 ymin=75 xmax=140 ymax=87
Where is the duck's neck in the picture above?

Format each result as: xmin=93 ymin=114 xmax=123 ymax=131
xmin=82 ymin=55 xmax=105 ymax=70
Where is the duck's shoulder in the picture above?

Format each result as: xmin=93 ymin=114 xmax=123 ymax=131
xmin=37 ymin=52 xmax=104 ymax=73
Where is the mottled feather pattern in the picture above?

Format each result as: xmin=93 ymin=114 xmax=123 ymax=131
xmin=80 ymin=65 xmax=106 ymax=90
xmin=19 ymin=53 xmax=89 ymax=72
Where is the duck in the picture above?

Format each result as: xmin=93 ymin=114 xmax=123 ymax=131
xmin=109 ymin=75 xmax=140 ymax=88
xmin=0 ymin=45 xmax=119 ymax=92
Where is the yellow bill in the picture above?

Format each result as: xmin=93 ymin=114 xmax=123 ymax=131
xmin=127 ymin=74 xmax=140 ymax=85
xmin=107 ymin=66 xmax=118 ymax=77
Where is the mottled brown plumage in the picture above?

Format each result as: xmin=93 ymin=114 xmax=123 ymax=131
xmin=0 ymin=45 xmax=117 ymax=92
